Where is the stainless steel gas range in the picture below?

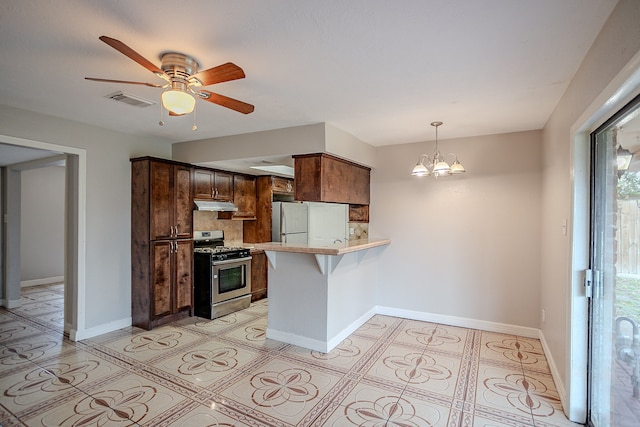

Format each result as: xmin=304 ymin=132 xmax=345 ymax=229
xmin=193 ymin=230 xmax=252 ymax=319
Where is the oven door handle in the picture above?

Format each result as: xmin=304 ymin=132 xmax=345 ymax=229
xmin=212 ymin=256 xmax=252 ymax=266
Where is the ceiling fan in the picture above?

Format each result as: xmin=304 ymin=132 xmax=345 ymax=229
xmin=85 ymin=36 xmax=254 ymax=117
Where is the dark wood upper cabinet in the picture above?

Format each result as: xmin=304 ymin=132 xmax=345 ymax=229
xmin=193 ymin=168 xmax=233 ymax=201
xmin=272 ymin=176 xmax=294 ymax=195
xmin=218 ymin=174 xmax=257 ymax=220
xmin=148 ymin=161 xmax=192 ymax=240
xmin=349 ymin=204 xmax=370 ymax=223
xmin=293 ymin=153 xmax=370 ymax=205
xmin=213 ymin=171 xmax=233 ymax=201
xmin=193 ymin=168 xmax=214 ymax=199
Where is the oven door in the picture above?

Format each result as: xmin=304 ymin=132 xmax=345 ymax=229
xmin=212 ymin=257 xmax=251 ymax=303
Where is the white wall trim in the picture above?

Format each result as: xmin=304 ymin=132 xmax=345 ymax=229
xmin=21 ymin=276 xmax=64 ymax=287
xmin=5 ymin=298 xmax=21 ymax=309
xmin=566 ymin=50 xmax=640 ymax=423
xmin=269 ymin=304 xmax=545 ymax=354
xmin=376 ymin=305 xmax=541 ymax=338
xmin=266 ymin=329 xmax=330 ymax=353
xmin=267 ymin=306 xmax=377 ymax=353
xmin=327 ymin=306 xmax=377 ymax=350
xmin=539 ymin=329 xmax=567 ymax=419
xmin=69 ymin=316 xmax=131 ymax=341
xmin=0 ymin=134 xmax=87 ymax=342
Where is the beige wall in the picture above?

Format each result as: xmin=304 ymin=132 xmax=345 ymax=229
xmin=20 ymin=165 xmax=65 ymax=282
xmin=172 ymin=123 xmax=327 ymax=164
xmin=540 ymin=0 xmax=640 ymax=418
xmin=0 ymin=105 xmax=171 ymax=334
xmin=372 ymin=131 xmax=542 ymax=327
xmin=172 ymin=122 xmax=377 ymax=169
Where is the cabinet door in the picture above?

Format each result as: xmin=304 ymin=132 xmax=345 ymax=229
xmin=174 ymin=240 xmax=193 ymax=312
xmin=349 ymin=204 xmax=369 ymax=223
xmin=232 ymin=175 xmax=256 ymax=219
xmin=250 ymin=251 xmax=268 ymax=301
xmin=193 ymin=169 xmax=215 ymax=199
xmin=173 ymin=165 xmax=192 ymax=238
xmin=151 ymin=241 xmax=172 ymax=317
xmin=293 ymin=154 xmax=370 ymax=204
xmin=150 ymin=162 xmax=173 ymax=240
xmin=272 ymin=176 xmax=294 ymax=194
xmin=214 ymin=171 xmax=233 ymax=201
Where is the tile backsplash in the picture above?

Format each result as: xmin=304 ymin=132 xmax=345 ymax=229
xmin=348 ymin=222 xmax=368 ymax=240
xmin=193 ymin=211 xmax=243 ymax=246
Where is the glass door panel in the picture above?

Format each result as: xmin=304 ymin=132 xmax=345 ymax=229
xmin=589 ymin=96 xmax=640 ymax=427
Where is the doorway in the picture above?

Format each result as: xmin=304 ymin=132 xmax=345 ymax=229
xmin=588 ymin=94 xmax=640 ymax=426
xmin=0 ymin=135 xmax=84 ymax=340
xmin=19 ymin=162 xmax=66 ymax=332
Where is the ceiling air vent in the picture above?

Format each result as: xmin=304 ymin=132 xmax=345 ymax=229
xmin=105 ymin=91 xmax=156 ymax=108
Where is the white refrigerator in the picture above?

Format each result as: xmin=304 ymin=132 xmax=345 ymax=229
xmin=306 ymin=202 xmax=349 ymax=246
xmin=272 ymin=202 xmax=309 ymax=243
xmin=272 ymin=201 xmax=348 ymax=245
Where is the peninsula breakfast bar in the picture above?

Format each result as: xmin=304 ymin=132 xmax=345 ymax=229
xmin=252 ymin=238 xmax=391 ymax=352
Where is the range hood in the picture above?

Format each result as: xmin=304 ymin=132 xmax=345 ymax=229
xmin=194 ymin=200 xmax=238 ymax=212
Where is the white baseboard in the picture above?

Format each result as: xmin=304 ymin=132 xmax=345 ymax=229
xmin=538 ymin=330 xmax=567 ymax=418
xmin=68 ymin=317 xmax=131 ymax=341
xmin=327 ymin=306 xmax=378 ymax=351
xmin=267 ymin=305 xmax=545 ymax=354
xmin=21 ymin=276 xmax=64 ymax=287
xmin=376 ymin=305 xmax=541 ymax=338
xmin=266 ymin=328 xmax=329 ymax=352
xmin=377 ymin=305 xmax=567 ymax=418
xmin=6 ymin=298 xmax=21 ymax=309
xmin=268 ymin=306 xmax=378 ymax=353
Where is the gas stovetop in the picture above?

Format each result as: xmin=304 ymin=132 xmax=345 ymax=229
xmin=193 ymin=230 xmax=251 ymax=261
xmin=195 ymin=246 xmax=245 ymax=254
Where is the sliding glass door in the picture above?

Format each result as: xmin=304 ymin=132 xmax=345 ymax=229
xmin=589 ymin=95 xmax=640 ymax=427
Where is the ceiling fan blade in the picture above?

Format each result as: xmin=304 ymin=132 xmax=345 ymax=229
xmin=99 ymin=36 xmax=166 ymax=78
xmin=197 ymin=90 xmax=254 ymax=114
xmin=85 ymin=77 xmax=164 ymax=88
xmin=190 ymin=63 xmax=245 ymax=86
xmin=168 ymin=111 xmax=184 ymax=117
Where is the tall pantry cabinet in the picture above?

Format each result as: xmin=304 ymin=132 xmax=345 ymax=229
xmin=131 ymin=157 xmax=193 ymax=330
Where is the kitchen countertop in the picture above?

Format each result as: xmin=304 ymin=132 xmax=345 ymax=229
xmin=251 ymin=238 xmax=391 ymax=255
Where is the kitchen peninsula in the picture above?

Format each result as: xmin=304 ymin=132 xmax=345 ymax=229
xmin=253 ymin=238 xmax=390 ymax=352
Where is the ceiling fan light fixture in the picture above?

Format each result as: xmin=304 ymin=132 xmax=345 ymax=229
xmin=162 ymin=89 xmax=196 ymax=115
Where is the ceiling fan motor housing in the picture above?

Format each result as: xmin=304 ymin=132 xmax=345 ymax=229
xmin=160 ymin=52 xmax=201 ymax=87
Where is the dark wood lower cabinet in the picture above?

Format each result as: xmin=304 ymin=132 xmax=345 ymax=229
xmin=133 ymin=239 xmax=193 ymax=330
xmin=251 ymin=250 xmax=268 ymax=302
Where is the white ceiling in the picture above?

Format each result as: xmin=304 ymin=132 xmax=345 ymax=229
xmin=0 ymin=0 xmax=622 ymax=158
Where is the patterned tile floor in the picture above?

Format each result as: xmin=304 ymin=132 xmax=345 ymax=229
xmin=0 ymin=284 xmax=580 ymax=426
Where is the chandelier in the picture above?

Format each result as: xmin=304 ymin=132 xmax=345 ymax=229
xmin=411 ymin=121 xmax=466 ymax=178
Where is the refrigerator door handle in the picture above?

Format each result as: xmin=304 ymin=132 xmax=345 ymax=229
xmin=281 ymin=208 xmax=287 ymax=241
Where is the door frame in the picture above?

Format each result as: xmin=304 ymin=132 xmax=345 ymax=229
xmin=568 ymin=52 xmax=640 ymax=422
xmin=0 ymin=134 xmax=86 ymax=340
